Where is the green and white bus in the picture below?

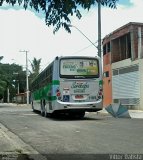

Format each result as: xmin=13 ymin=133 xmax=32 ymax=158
xmin=31 ymin=56 xmax=103 ymax=118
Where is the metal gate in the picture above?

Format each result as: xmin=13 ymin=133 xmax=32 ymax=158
xmin=112 ymin=65 xmax=140 ymax=106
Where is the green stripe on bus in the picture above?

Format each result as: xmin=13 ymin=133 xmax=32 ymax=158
xmin=46 ymin=96 xmax=57 ymax=101
xmin=52 ymin=80 xmax=60 ymax=85
xmin=32 ymin=80 xmax=59 ymax=101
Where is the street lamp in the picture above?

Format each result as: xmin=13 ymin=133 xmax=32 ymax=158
xmin=68 ymin=24 xmax=98 ymax=49
xmin=19 ymin=50 xmax=29 ymax=104
xmin=68 ymin=1 xmax=102 ymax=58
xmin=68 ymin=0 xmax=102 ymax=71
xmin=68 ymin=24 xmax=103 ymax=75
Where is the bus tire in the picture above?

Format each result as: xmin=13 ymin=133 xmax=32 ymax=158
xmin=32 ymin=101 xmax=36 ymax=112
xmin=51 ymin=112 xmax=57 ymax=118
xmin=45 ymin=109 xmax=48 ymax=118
xmin=78 ymin=111 xmax=85 ymax=119
xmin=69 ymin=111 xmax=85 ymax=119
xmin=47 ymin=113 xmax=52 ymax=118
xmin=41 ymin=106 xmax=45 ymax=117
xmin=41 ymin=110 xmax=45 ymax=116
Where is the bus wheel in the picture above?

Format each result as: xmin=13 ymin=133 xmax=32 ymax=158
xmin=51 ymin=112 xmax=57 ymax=118
xmin=47 ymin=113 xmax=52 ymax=118
xmin=70 ymin=111 xmax=85 ymax=119
xmin=32 ymin=102 xmax=36 ymax=112
xmin=78 ymin=111 xmax=85 ymax=119
xmin=45 ymin=109 xmax=48 ymax=118
xmin=41 ymin=106 xmax=45 ymax=117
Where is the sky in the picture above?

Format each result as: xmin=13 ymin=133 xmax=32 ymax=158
xmin=0 ymin=0 xmax=143 ymax=71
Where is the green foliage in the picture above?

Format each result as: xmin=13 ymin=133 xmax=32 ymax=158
xmin=0 ymin=56 xmax=3 ymax=62
xmin=0 ymin=61 xmax=25 ymax=101
xmin=31 ymin=57 xmax=41 ymax=75
xmin=0 ymin=57 xmax=42 ymax=101
xmin=29 ymin=57 xmax=41 ymax=90
xmin=0 ymin=0 xmax=118 ymax=33
xmin=0 ymin=80 xmax=7 ymax=95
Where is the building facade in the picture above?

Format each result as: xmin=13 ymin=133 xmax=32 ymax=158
xmin=103 ymin=22 xmax=143 ymax=110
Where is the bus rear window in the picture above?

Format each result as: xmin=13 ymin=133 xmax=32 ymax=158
xmin=60 ymin=58 xmax=99 ymax=78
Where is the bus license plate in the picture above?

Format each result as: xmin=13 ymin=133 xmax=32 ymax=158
xmin=75 ymin=95 xmax=83 ymax=99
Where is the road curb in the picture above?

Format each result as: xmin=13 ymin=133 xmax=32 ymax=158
xmin=96 ymin=109 xmax=109 ymax=116
xmin=10 ymin=103 xmax=31 ymax=108
xmin=0 ymin=123 xmax=47 ymax=160
xmin=97 ymin=109 xmax=143 ymax=119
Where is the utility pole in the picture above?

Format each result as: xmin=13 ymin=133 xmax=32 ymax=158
xmin=98 ymin=0 xmax=103 ymax=73
xmin=19 ymin=50 xmax=29 ymax=104
xmin=98 ymin=0 xmax=101 ymax=58
xmin=7 ymin=87 xmax=9 ymax=103
xmin=17 ymin=82 xmax=19 ymax=94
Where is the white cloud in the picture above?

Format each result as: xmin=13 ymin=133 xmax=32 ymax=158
xmin=101 ymin=0 xmax=143 ymax=36
xmin=0 ymin=0 xmax=143 ymax=71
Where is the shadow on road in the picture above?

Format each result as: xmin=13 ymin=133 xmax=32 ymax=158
xmin=34 ymin=110 xmax=106 ymax=121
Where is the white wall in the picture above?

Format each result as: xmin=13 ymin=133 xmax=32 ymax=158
xmin=139 ymin=59 xmax=143 ymax=110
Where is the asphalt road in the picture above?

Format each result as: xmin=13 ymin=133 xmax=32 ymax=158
xmin=0 ymin=104 xmax=143 ymax=160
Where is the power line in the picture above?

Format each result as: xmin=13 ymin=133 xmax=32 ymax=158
xmin=68 ymin=25 xmax=98 ymax=49
xmin=70 ymin=38 xmax=104 ymax=55
xmin=71 ymin=43 xmax=97 ymax=55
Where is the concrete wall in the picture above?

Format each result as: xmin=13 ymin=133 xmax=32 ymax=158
xmin=103 ymin=64 xmax=112 ymax=107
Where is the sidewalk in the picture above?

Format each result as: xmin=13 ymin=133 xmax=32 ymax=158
xmin=0 ymin=123 xmax=39 ymax=155
xmin=129 ymin=110 xmax=143 ymax=119
xmin=0 ymin=123 xmax=47 ymax=160
xmin=98 ymin=108 xmax=143 ymax=119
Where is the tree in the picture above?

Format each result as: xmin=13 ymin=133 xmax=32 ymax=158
xmin=29 ymin=57 xmax=41 ymax=89
xmin=0 ymin=61 xmax=25 ymax=102
xmin=0 ymin=80 xmax=7 ymax=99
xmin=0 ymin=56 xmax=3 ymax=62
xmin=31 ymin=57 xmax=41 ymax=76
xmin=0 ymin=62 xmax=7 ymax=99
xmin=0 ymin=57 xmax=41 ymax=102
xmin=0 ymin=0 xmax=118 ymax=33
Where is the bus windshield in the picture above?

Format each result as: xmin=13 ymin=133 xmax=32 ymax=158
xmin=60 ymin=58 xmax=99 ymax=78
